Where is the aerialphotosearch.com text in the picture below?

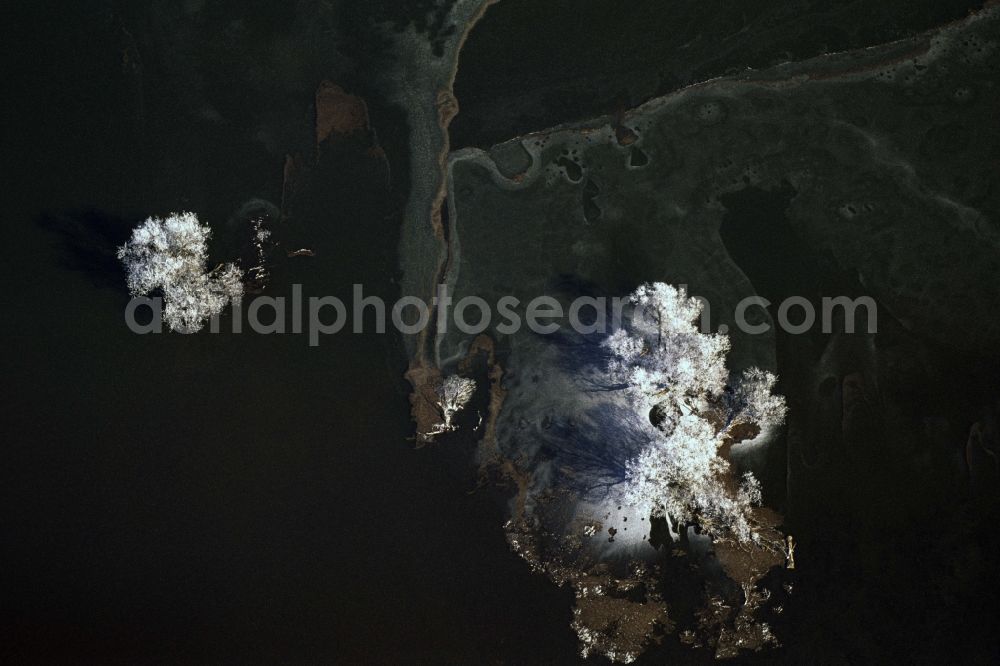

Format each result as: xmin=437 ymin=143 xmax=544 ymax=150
xmin=125 ymin=283 xmax=878 ymax=345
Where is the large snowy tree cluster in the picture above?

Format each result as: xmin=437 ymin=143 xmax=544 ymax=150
xmin=605 ymin=283 xmax=787 ymax=545
xmin=118 ymin=213 xmax=244 ymax=333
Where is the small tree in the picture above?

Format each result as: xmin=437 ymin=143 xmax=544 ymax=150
xmin=419 ymin=375 xmax=477 ymax=442
xmin=606 ymin=283 xmax=787 ymax=544
xmin=118 ymin=212 xmax=244 ymax=333
xmin=436 ymin=375 xmax=477 ymax=431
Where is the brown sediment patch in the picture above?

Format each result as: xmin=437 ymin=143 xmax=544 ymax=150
xmin=572 ymin=586 xmax=672 ymax=662
xmin=716 ymin=421 xmax=786 ymax=583
xmin=713 ymin=510 xmax=785 ymax=585
xmin=282 ymin=83 xmax=388 ymax=221
xmin=404 ymin=362 xmax=444 ymax=445
xmin=315 ymin=81 xmax=370 ymax=156
xmin=506 ymin=504 xmax=673 ymax=660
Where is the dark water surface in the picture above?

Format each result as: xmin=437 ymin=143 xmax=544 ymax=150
xmin=3 ymin=5 xmax=581 ymax=662
xmin=5 ymin=2 xmax=1000 ymax=663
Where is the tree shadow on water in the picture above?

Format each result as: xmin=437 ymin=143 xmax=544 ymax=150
xmin=37 ymin=208 xmax=135 ymax=291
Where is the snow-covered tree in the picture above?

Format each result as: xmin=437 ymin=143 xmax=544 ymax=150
xmin=420 ymin=375 xmax=477 ymax=441
xmin=607 ymin=283 xmax=787 ymax=544
xmin=728 ymin=367 xmax=788 ymax=431
xmin=117 ymin=212 xmax=244 ymax=333
xmin=606 ymin=284 xmax=730 ymax=416
xmin=436 ymin=375 xmax=476 ymax=431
